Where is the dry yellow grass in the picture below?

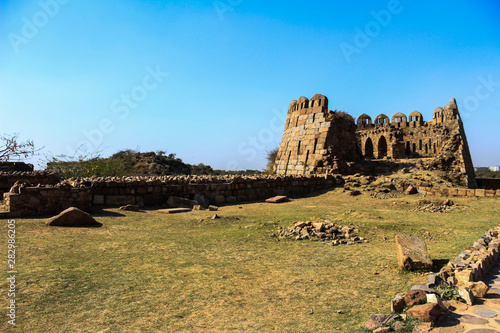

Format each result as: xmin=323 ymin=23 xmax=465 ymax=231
xmin=1 ymin=188 xmax=498 ymax=332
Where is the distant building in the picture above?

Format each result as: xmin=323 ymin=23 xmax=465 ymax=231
xmin=475 ymin=167 xmax=488 ymax=171
xmin=489 ymin=166 xmax=500 ymax=172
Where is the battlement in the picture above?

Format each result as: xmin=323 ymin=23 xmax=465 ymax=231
xmin=274 ymin=95 xmax=476 ymax=188
xmin=356 ymin=98 xmax=461 ymax=130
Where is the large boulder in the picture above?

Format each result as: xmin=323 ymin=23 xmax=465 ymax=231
xmin=395 ymin=235 xmax=433 ymax=270
xmin=46 ymin=207 xmax=101 ymax=227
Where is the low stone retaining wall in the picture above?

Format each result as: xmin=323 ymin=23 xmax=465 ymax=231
xmin=1 ymin=174 xmax=344 ymax=217
xmin=0 ymin=171 xmax=61 ymax=196
xmin=4 ymin=186 xmax=92 ymax=217
xmin=365 ymin=225 xmax=500 ymax=332
xmin=416 ymin=186 xmax=499 ymax=198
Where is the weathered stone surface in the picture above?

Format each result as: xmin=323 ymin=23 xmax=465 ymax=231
xmin=458 ymin=287 xmax=474 ymax=306
xmin=265 ymin=195 xmax=289 ymax=203
xmin=208 ymin=205 xmax=218 ymax=211
xmin=457 ymin=314 xmax=488 ymax=325
xmin=471 ymin=305 xmax=500 ymax=318
xmin=455 ymin=270 xmax=473 ymax=284
xmin=395 ymin=235 xmax=433 ymax=270
xmin=46 ymin=207 xmax=101 ymax=227
xmin=411 ymin=285 xmax=436 ymax=293
xmin=405 ymin=185 xmax=418 ymax=195
xmin=405 ymin=289 xmax=427 ymax=306
xmin=393 ymin=321 xmax=404 ymax=330
xmin=412 ymin=322 xmax=434 ymax=333
xmin=364 ymin=314 xmax=398 ymax=330
xmin=167 ymin=196 xmax=198 ymax=208
xmin=391 ymin=293 xmax=406 ymax=313
xmin=406 ymin=303 xmax=442 ymax=322
xmin=157 ymin=208 xmax=192 ymax=214
xmin=426 ymin=294 xmax=446 ymax=310
xmin=93 ymin=194 xmax=104 ymax=205
xmin=467 ymin=281 xmax=489 ymax=298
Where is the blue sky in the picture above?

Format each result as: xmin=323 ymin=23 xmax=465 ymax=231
xmin=1 ymin=0 xmax=499 ymax=170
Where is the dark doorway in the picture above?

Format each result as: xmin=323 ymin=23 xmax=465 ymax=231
xmin=377 ymin=136 xmax=388 ymax=158
xmin=365 ymin=138 xmax=374 ymax=158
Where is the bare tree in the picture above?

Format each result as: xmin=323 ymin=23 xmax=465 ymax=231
xmin=0 ymin=133 xmax=41 ymax=162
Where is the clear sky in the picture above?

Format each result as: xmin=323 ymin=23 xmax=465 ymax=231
xmin=1 ymin=0 xmax=499 ymax=170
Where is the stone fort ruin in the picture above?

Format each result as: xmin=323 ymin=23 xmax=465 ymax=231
xmin=273 ymin=94 xmax=476 ymax=188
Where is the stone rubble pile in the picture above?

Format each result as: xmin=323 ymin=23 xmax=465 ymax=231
xmin=366 ymin=225 xmax=500 ymax=332
xmin=413 ymin=199 xmax=456 ymax=213
xmin=275 ymin=219 xmax=367 ymax=245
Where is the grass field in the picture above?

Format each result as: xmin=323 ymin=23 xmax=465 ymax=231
xmin=1 ymin=188 xmax=499 ymax=332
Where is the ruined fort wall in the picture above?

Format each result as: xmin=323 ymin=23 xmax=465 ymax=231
xmin=1 ymin=174 xmax=343 ymax=217
xmin=274 ymin=94 xmax=358 ymax=176
xmin=275 ymin=95 xmax=476 ymax=187
xmin=0 ymin=171 xmax=61 ymax=196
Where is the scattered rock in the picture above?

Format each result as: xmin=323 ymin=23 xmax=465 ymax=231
xmin=395 ymin=234 xmax=433 ymax=270
xmin=405 ymin=185 xmax=418 ymax=195
xmin=391 ymin=294 xmax=406 ymax=313
xmin=365 ymin=314 xmax=398 ymax=330
xmin=458 ymin=287 xmax=474 ymax=306
xmin=211 ymin=214 xmax=220 ymax=220
xmin=412 ymin=322 xmax=434 ymax=333
xmin=276 ymin=219 xmax=365 ymax=244
xmin=406 ymin=303 xmax=442 ymax=322
xmin=119 ymin=204 xmax=140 ymax=211
xmin=404 ymin=289 xmax=427 ymax=306
xmin=411 ymin=285 xmax=436 ymax=294
xmin=426 ymin=293 xmax=446 ymax=310
xmin=265 ymin=195 xmax=289 ymax=203
xmin=208 ymin=205 xmax=219 ymax=211
xmin=46 ymin=207 xmax=101 ymax=227
xmin=467 ymin=281 xmax=489 ymax=298
xmin=393 ymin=321 xmax=404 ymax=330
xmin=348 ymin=190 xmax=362 ymax=196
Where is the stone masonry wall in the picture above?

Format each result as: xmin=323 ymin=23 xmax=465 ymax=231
xmin=0 ymin=171 xmax=61 ymax=196
xmin=1 ymin=174 xmax=344 ymax=217
xmin=274 ymin=95 xmax=476 ymax=188
xmin=274 ymin=94 xmax=359 ymax=176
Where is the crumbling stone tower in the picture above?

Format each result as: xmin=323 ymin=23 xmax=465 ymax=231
xmin=274 ymin=94 xmax=359 ymax=175
xmin=274 ymin=95 xmax=477 ymax=188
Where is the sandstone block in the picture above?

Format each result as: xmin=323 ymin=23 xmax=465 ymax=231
xmin=46 ymin=207 xmax=101 ymax=227
xmin=467 ymin=281 xmax=489 ymax=298
xmin=391 ymin=293 xmax=406 ymax=313
xmin=404 ymin=289 xmax=427 ymax=306
xmin=119 ymin=204 xmax=140 ymax=211
xmin=406 ymin=303 xmax=441 ymax=322
xmin=265 ymin=195 xmax=290 ymax=203
xmin=395 ymin=235 xmax=433 ymax=270
xmin=458 ymin=286 xmax=474 ymax=305
xmin=475 ymin=189 xmax=486 ymax=197
xmin=455 ymin=269 xmax=473 ymax=284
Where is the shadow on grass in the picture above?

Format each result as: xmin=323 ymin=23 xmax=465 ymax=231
xmin=432 ymin=259 xmax=450 ymax=271
xmin=89 ymin=207 xmax=126 ymax=217
xmin=48 ymin=222 xmax=103 ymax=228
